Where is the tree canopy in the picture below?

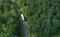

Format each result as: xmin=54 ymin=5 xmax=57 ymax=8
xmin=0 ymin=0 xmax=60 ymax=37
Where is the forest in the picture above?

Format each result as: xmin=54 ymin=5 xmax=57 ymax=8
xmin=0 ymin=0 xmax=60 ymax=37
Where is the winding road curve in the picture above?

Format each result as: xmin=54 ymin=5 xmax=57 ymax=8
xmin=4 ymin=1 xmax=29 ymax=37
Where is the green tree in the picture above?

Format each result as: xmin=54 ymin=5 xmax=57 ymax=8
xmin=0 ymin=0 xmax=23 ymax=37
xmin=21 ymin=0 xmax=60 ymax=37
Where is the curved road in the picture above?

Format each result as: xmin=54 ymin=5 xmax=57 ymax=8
xmin=4 ymin=1 xmax=29 ymax=37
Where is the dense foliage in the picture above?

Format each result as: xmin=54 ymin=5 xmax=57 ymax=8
xmin=21 ymin=0 xmax=60 ymax=37
xmin=0 ymin=0 xmax=60 ymax=37
xmin=0 ymin=0 xmax=24 ymax=37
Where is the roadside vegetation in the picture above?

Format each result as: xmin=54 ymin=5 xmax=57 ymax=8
xmin=0 ymin=0 xmax=60 ymax=37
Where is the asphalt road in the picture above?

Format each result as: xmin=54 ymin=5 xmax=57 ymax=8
xmin=13 ymin=2 xmax=29 ymax=37
xmin=4 ymin=1 xmax=29 ymax=37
